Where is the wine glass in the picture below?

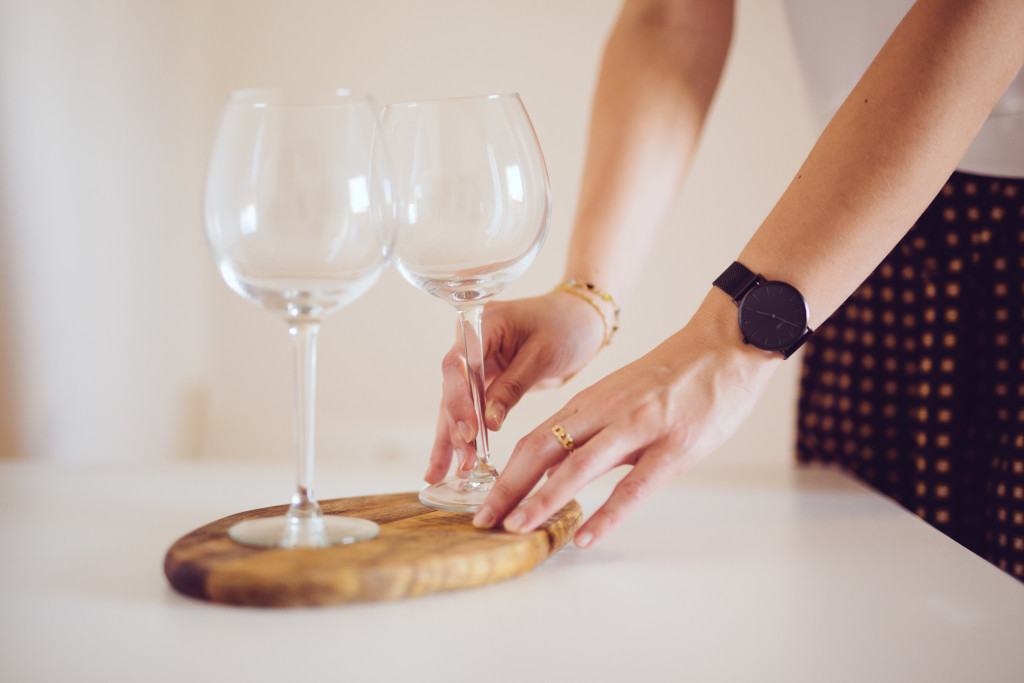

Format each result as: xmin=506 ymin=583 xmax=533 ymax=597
xmin=382 ymin=93 xmax=550 ymax=512
xmin=204 ymin=87 xmax=395 ymax=547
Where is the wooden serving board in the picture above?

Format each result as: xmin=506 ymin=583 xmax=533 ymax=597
xmin=164 ymin=492 xmax=582 ymax=607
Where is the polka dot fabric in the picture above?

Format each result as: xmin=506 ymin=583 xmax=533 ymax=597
xmin=797 ymin=171 xmax=1024 ymax=582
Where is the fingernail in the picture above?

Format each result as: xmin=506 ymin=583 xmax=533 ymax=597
xmin=575 ymin=531 xmax=593 ymax=549
xmin=473 ymin=506 xmax=496 ymax=528
xmin=487 ymin=402 xmax=507 ymax=429
xmin=504 ymin=510 xmax=526 ymax=533
xmin=457 ymin=421 xmax=474 ymax=443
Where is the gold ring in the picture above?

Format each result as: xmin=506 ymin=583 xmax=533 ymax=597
xmin=551 ymin=424 xmax=575 ymax=452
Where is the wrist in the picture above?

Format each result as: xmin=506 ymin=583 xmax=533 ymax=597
xmin=548 ymin=288 xmax=610 ymax=350
xmin=682 ymin=289 xmax=786 ymax=376
xmin=553 ymin=278 xmax=621 ymax=348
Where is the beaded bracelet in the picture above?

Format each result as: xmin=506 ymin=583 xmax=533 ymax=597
xmin=553 ymin=278 xmax=622 ymax=347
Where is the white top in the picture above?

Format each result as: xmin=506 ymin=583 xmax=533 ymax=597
xmin=3 ymin=455 xmax=1024 ymax=682
xmin=784 ymin=0 xmax=1024 ymax=178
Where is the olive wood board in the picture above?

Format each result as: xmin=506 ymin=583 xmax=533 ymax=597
xmin=164 ymin=491 xmax=582 ymax=607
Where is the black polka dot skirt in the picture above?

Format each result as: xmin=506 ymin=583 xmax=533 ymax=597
xmin=797 ymin=171 xmax=1024 ymax=582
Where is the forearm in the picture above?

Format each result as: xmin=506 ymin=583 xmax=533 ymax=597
xmin=473 ymin=0 xmax=1024 ymax=546
xmin=565 ymin=0 xmax=734 ymax=306
xmin=737 ymin=0 xmax=1024 ymax=328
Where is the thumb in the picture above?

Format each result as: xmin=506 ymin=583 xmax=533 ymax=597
xmin=483 ymin=343 xmax=555 ymax=431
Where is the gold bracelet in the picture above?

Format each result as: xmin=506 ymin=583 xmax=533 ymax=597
xmin=562 ymin=279 xmax=620 ymax=337
xmin=555 ymin=284 xmax=610 ymax=346
xmin=554 ymin=278 xmax=622 ymax=346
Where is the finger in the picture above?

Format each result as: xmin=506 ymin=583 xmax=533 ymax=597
xmin=500 ymin=423 xmax=632 ymax=534
xmin=471 ymin=415 xmax=577 ymax=529
xmin=482 ymin=342 xmax=556 ymax=432
xmin=573 ymin=446 xmax=680 ymax=549
xmin=425 ymin=403 xmax=455 ymax=484
xmin=440 ymin=344 xmax=477 ymax=465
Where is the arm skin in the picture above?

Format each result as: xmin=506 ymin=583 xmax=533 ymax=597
xmin=426 ymin=0 xmax=734 ymax=480
xmin=562 ymin=0 xmax=734 ymax=305
xmin=468 ymin=0 xmax=1024 ymax=547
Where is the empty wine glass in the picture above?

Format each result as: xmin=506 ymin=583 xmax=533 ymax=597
xmin=382 ymin=93 xmax=550 ymax=512
xmin=204 ymin=87 xmax=395 ymax=547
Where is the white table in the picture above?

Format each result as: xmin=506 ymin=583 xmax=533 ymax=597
xmin=2 ymin=453 xmax=1022 ymax=682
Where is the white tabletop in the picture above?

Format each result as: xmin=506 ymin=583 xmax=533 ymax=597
xmin=1 ymin=453 xmax=1022 ymax=682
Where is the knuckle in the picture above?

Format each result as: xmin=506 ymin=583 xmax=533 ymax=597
xmin=662 ymin=426 xmax=698 ymax=461
xmin=586 ymin=509 xmax=619 ymax=538
xmin=489 ymin=479 xmax=520 ymax=499
xmin=525 ymin=487 xmax=558 ymax=513
xmin=615 ymin=477 xmax=650 ymax=505
xmin=496 ymin=376 xmax=527 ymax=402
xmin=488 ymin=478 xmax=521 ymax=503
xmin=514 ymin=432 xmax=550 ymax=460
xmin=570 ymin=451 xmax=603 ymax=480
xmin=528 ymin=342 xmax=558 ymax=368
xmin=633 ymin=400 xmax=668 ymax=431
xmin=440 ymin=351 xmax=465 ymax=377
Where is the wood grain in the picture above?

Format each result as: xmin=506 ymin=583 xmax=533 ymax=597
xmin=164 ymin=492 xmax=581 ymax=607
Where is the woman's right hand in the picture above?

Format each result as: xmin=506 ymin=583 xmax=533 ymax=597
xmin=425 ymin=288 xmax=611 ymax=484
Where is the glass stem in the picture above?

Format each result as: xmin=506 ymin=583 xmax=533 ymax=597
xmin=458 ymin=304 xmax=497 ymax=482
xmin=287 ymin=319 xmax=324 ymax=523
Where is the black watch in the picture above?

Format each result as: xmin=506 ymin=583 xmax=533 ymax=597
xmin=713 ymin=261 xmax=813 ymax=359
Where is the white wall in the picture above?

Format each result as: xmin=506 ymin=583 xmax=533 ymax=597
xmin=0 ymin=0 xmax=815 ymax=474
xmin=0 ymin=0 xmax=217 ymax=462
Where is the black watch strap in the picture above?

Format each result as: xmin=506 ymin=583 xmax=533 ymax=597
xmin=713 ymin=261 xmax=760 ymax=302
xmin=782 ymin=328 xmax=814 ymax=359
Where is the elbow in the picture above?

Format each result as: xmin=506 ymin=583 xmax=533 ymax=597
xmin=622 ymin=0 xmax=735 ymax=38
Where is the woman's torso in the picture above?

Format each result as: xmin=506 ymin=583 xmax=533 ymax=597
xmin=783 ymin=0 xmax=1024 ymax=178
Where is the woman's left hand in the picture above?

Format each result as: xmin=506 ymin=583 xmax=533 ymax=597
xmin=472 ymin=297 xmax=781 ymax=548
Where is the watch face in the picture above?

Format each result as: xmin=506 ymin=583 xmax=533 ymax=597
xmin=737 ymin=281 xmax=808 ymax=352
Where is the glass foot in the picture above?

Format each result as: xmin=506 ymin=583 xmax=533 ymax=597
xmin=228 ymin=514 xmax=379 ymax=548
xmin=419 ymin=475 xmax=495 ymax=513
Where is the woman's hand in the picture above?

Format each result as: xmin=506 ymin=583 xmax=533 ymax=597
xmin=471 ymin=295 xmax=781 ymax=547
xmin=425 ymin=289 xmax=611 ymax=483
